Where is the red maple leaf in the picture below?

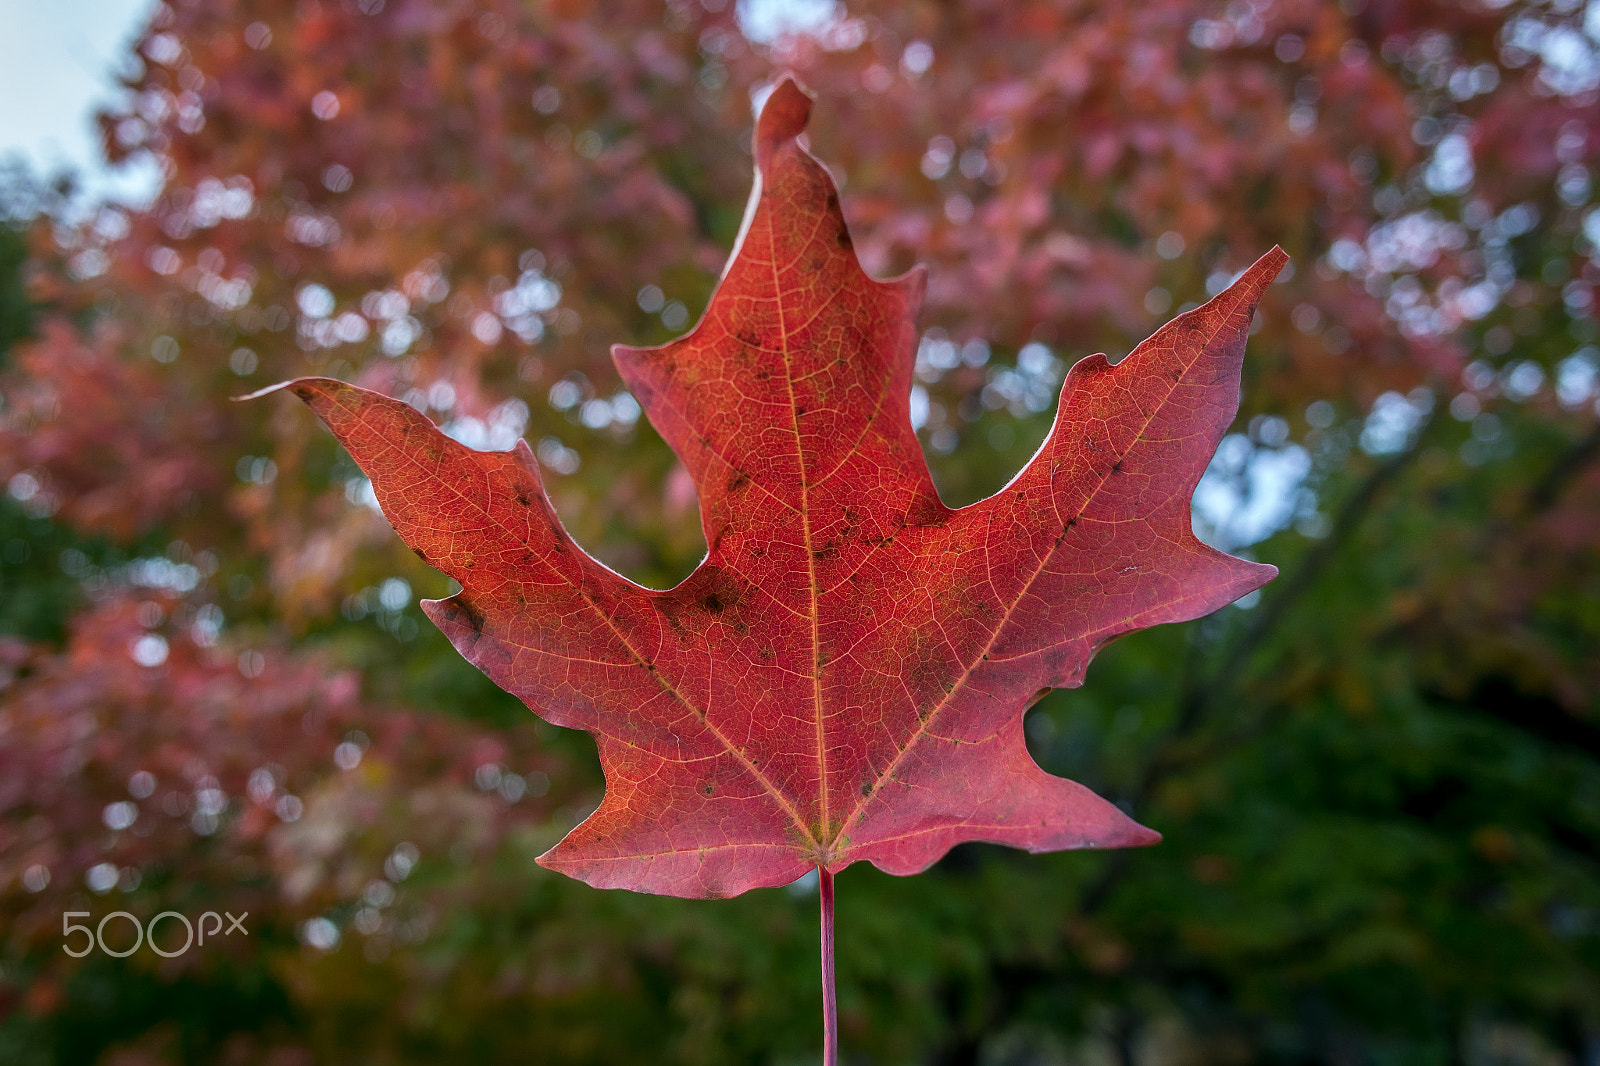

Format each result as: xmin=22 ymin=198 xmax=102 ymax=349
xmin=254 ymin=78 xmax=1280 ymax=900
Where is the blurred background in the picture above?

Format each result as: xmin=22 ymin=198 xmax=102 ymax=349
xmin=1 ymin=0 xmax=1598 ymax=1062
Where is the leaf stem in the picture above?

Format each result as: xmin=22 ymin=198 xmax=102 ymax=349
xmin=820 ymin=864 xmax=837 ymax=1066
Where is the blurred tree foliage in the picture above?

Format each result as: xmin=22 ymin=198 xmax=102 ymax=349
xmin=1 ymin=0 xmax=1598 ymax=1063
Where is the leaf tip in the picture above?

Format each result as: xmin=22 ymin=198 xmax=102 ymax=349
xmin=232 ymin=377 xmax=336 ymax=404
xmin=1127 ymin=823 xmax=1162 ymax=848
xmin=1238 ymin=559 xmax=1279 ymax=598
xmin=1236 ymin=246 xmax=1290 ymax=299
xmin=755 ymin=74 xmax=814 ymax=168
xmin=1259 ymin=245 xmax=1289 ymax=286
xmin=230 ymin=380 xmax=297 ymax=403
xmin=1091 ymin=799 xmax=1162 ymax=850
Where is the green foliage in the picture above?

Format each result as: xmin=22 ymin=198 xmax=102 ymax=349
xmin=0 ymin=224 xmax=31 ymax=365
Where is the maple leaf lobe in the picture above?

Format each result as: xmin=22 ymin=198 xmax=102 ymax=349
xmin=262 ymin=76 xmax=1281 ymax=899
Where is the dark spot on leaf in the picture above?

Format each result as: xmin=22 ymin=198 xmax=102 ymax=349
xmin=661 ymin=565 xmax=744 ymax=631
xmin=452 ymin=598 xmax=486 ymax=635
